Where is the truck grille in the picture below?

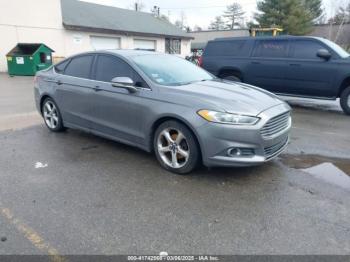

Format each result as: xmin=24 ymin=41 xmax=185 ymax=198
xmin=264 ymin=137 xmax=289 ymax=159
xmin=261 ymin=112 xmax=291 ymax=139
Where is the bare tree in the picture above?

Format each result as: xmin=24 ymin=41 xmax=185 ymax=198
xmin=193 ymin=25 xmax=203 ymax=31
xmin=180 ymin=11 xmax=187 ymax=29
xmin=159 ymin=14 xmax=170 ymax=22
xmin=223 ymin=3 xmax=245 ymax=29
xmin=334 ymin=3 xmax=350 ymax=43
xmin=132 ymin=1 xmax=145 ymax=11
xmin=174 ymin=11 xmax=187 ymax=30
xmin=328 ymin=1 xmax=350 ymax=42
xmin=330 ymin=3 xmax=350 ymax=24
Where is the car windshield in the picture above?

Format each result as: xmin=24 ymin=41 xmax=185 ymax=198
xmin=321 ymin=38 xmax=350 ymax=58
xmin=131 ymin=54 xmax=214 ymax=86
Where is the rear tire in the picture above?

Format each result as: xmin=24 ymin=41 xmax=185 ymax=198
xmin=220 ymin=72 xmax=242 ymax=82
xmin=154 ymin=120 xmax=200 ymax=174
xmin=340 ymin=86 xmax=350 ymax=115
xmin=41 ymin=98 xmax=65 ymax=132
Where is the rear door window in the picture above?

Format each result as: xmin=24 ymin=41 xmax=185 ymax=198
xmin=253 ymin=40 xmax=289 ymax=58
xmin=55 ymin=59 xmax=70 ymax=74
xmin=64 ymin=55 xmax=94 ymax=79
xmin=205 ymin=40 xmax=249 ymax=56
xmin=292 ymin=40 xmax=326 ymax=60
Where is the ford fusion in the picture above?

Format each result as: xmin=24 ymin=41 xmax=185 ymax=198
xmin=34 ymin=50 xmax=291 ymax=174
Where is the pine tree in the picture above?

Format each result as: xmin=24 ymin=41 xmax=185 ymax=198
xmin=301 ymin=0 xmax=323 ymax=21
xmin=223 ymin=3 xmax=245 ymax=29
xmin=208 ymin=16 xmax=226 ymax=30
xmin=255 ymin=0 xmax=319 ymax=35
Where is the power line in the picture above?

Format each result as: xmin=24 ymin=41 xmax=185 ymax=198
xmin=161 ymin=2 xmax=257 ymax=10
xmin=162 ymin=5 xmax=229 ymax=10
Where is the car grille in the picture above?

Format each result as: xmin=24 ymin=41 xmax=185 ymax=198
xmin=264 ymin=137 xmax=289 ymax=159
xmin=261 ymin=112 xmax=291 ymax=139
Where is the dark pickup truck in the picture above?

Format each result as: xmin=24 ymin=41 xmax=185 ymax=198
xmin=201 ymin=36 xmax=350 ymax=115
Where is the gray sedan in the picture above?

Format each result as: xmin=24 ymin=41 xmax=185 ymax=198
xmin=34 ymin=50 xmax=291 ymax=174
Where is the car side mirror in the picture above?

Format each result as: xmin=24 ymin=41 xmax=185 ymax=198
xmin=111 ymin=77 xmax=138 ymax=93
xmin=317 ymin=49 xmax=331 ymax=60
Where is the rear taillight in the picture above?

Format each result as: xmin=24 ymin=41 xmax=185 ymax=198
xmin=34 ymin=75 xmax=41 ymax=86
xmin=198 ymin=56 xmax=203 ymax=67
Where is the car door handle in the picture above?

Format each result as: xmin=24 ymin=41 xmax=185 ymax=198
xmin=289 ymin=63 xmax=301 ymax=67
xmin=92 ymin=85 xmax=101 ymax=92
xmin=251 ymin=61 xmax=261 ymax=65
xmin=45 ymin=78 xmax=56 ymax=83
xmin=56 ymin=80 xmax=62 ymax=85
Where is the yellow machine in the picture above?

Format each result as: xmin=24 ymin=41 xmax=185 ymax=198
xmin=250 ymin=27 xmax=284 ymax=37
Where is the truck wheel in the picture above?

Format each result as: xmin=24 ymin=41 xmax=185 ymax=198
xmin=340 ymin=86 xmax=350 ymax=115
xmin=220 ymin=73 xmax=242 ymax=82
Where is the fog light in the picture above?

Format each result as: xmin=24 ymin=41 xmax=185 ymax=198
xmin=228 ymin=148 xmax=242 ymax=157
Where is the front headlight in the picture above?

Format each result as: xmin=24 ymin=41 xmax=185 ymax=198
xmin=197 ymin=110 xmax=260 ymax=125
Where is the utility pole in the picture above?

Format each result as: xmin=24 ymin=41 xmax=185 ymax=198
xmin=231 ymin=12 xmax=235 ymax=29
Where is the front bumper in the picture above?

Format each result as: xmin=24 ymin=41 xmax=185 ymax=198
xmin=197 ymin=103 xmax=291 ymax=167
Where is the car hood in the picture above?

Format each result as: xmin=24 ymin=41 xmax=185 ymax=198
xmin=163 ymin=79 xmax=286 ymax=116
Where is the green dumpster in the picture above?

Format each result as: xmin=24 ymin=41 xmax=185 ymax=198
xmin=6 ymin=43 xmax=54 ymax=76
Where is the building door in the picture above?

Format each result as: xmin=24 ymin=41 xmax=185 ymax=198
xmin=90 ymin=36 xmax=120 ymax=50
xmin=134 ymin=39 xmax=156 ymax=51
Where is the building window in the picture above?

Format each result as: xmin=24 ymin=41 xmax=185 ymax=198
xmin=165 ymin=38 xmax=181 ymax=54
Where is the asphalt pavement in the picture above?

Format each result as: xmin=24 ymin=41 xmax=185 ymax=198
xmin=0 ymin=73 xmax=349 ymax=256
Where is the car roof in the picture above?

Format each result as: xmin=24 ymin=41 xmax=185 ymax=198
xmin=62 ymin=49 xmax=164 ymax=61
xmin=59 ymin=49 xmax=184 ymax=67
xmin=212 ymin=35 xmax=324 ymax=42
xmin=104 ymin=49 xmax=163 ymax=57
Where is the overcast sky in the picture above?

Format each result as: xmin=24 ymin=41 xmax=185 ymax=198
xmin=83 ymin=0 xmax=348 ymax=29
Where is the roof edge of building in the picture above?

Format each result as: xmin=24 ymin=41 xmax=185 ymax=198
xmin=63 ymin=23 xmax=194 ymax=40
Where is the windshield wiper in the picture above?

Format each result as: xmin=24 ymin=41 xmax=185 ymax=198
xmin=178 ymin=79 xmax=212 ymax=85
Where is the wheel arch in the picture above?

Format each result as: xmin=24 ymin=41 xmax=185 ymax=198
xmin=148 ymin=115 xmax=204 ymax=162
xmin=218 ymin=67 xmax=244 ymax=80
xmin=39 ymin=94 xmax=53 ymax=115
xmin=338 ymin=76 xmax=350 ymax=97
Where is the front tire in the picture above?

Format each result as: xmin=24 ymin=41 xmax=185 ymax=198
xmin=42 ymin=98 xmax=65 ymax=132
xmin=154 ymin=121 xmax=200 ymax=174
xmin=340 ymin=86 xmax=350 ymax=115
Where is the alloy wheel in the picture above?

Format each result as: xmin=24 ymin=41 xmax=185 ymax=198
xmin=43 ymin=101 xmax=59 ymax=129
xmin=157 ymin=128 xmax=190 ymax=169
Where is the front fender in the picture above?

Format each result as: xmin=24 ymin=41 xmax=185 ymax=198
xmin=144 ymin=110 xmax=208 ymax=155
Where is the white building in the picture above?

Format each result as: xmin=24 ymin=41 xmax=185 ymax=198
xmin=0 ymin=0 xmax=192 ymax=72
